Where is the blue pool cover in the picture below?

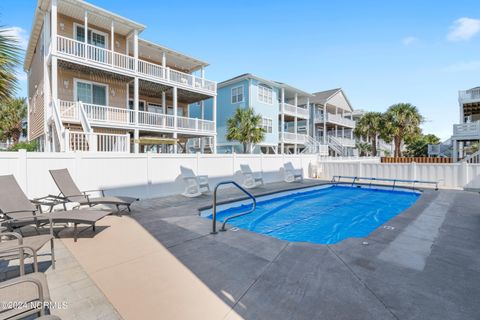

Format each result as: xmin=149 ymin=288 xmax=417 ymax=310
xmin=204 ymin=185 xmax=419 ymax=244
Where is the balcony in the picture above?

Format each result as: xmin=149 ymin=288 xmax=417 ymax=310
xmin=55 ymin=36 xmax=216 ymax=95
xmin=279 ymin=103 xmax=309 ymax=119
xmin=314 ymin=112 xmax=356 ymax=128
xmin=452 ymin=122 xmax=480 ymax=139
xmin=58 ymin=100 xmax=215 ymax=134
xmin=279 ymin=132 xmax=308 ymax=144
xmin=459 ymin=88 xmax=480 ymax=104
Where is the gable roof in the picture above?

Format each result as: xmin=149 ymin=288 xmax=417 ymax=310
xmin=310 ymin=88 xmax=341 ymax=104
xmin=219 ymin=73 xmax=312 ymax=97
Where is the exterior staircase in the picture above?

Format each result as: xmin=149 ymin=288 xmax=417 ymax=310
xmin=52 ymin=99 xmax=130 ymax=152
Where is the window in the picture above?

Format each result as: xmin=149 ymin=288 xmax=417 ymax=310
xmin=231 ymin=85 xmax=244 ymax=103
xmin=75 ymin=25 xmax=107 ymax=48
xmin=76 ymin=80 xmax=107 ymax=105
xmin=148 ymin=103 xmax=163 ymax=114
xmin=261 ymin=117 xmax=273 ymax=133
xmin=258 ymin=85 xmax=273 ymax=104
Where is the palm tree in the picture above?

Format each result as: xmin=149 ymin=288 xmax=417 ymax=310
xmin=383 ymin=103 xmax=424 ymax=157
xmin=0 ymin=28 xmax=22 ymax=101
xmin=0 ymin=97 xmax=27 ymax=144
xmin=226 ymin=107 xmax=265 ymax=153
xmin=353 ymin=112 xmax=384 ymax=156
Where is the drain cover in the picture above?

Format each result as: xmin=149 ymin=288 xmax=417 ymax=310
xmin=230 ymin=227 xmax=239 ymax=231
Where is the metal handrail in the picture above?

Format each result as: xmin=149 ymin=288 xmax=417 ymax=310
xmin=211 ymin=181 xmax=257 ymax=234
xmin=331 ymin=175 xmax=438 ymax=191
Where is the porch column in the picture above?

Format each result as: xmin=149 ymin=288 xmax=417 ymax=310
xmin=84 ymin=10 xmax=88 ymax=48
xmin=173 ymin=87 xmax=178 ymax=153
xmin=294 ymin=93 xmax=298 ymax=107
xmin=281 ymin=88 xmax=285 ymax=154
xmin=342 ymin=127 xmax=345 ymax=138
xmin=133 ymin=30 xmax=138 ymax=71
xmin=51 ymin=0 xmax=57 ymax=52
xmin=133 ymin=77 xmax=139 ymax=153
xmin=323 ymin=104 xmax=327 ymax=144
xmin=110 ymin=21 xmax=114 ymax=66
xmin=306 ymin=98 xmax=310 ymax=138
xmin=162 ymin=91 xmax=166 ymax=113
xmin=294 ymin=116 xmax=298 ymax=154
xmin=335 ymin=125 xmax=338 ymax=137
xmin=162 ymin=52 xmax=166 ymax=68
xmin=212 ymin=95 xmax=217 ymax=153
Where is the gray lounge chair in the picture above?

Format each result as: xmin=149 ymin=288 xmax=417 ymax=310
xmin=0 ymin=248 xmax=51 ymax=320
xmin=0 ymin=272 xmax=51 ymax=319
xmin=0 ymin=231 xmax=55 ymax=272
xmin=0 ymin=175 xmax=110 ymax=242
xmin=49 ymin=169 xmax=138 ymax=212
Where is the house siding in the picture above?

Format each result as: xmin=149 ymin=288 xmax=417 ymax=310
xmin=28 ymin=23 xmax=45 ymax=140
xmin=57 ymin=14 xmax=127 ymax=54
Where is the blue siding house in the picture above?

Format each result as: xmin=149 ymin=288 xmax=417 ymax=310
xmin=191 ymin=74 xmax=316 ymax=154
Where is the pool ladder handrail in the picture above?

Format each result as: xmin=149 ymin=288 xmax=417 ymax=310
xmin=211 ymin=180 xmax=257 ymax=234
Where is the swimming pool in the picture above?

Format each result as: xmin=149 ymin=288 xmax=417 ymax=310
xmin=201 ymin=185 xmax=420 ymax=245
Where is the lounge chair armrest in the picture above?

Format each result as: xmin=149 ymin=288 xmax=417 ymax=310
xmin=197 ymin=175 xmax=209 ymax=182
xmin=0 ymin=232 xmax=23 ymax=244
xmin=0 ymin=244 xmax=40 ymax=274
xmin=5 ymin=216 xmax=54 ymax=237
xmin=82 ymin=189 xmax=105 ymax=197
xmin=0 ymin=275 xmax=45 ymax=303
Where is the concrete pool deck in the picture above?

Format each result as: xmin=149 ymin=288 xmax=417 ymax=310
xmin=2 ymin=180 xmax=479 ymax=319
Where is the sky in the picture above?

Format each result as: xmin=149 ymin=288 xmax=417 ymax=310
xmin=1 ymin=0 xmax=480 ymax=140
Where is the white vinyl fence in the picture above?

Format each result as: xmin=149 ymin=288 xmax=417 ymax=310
xmin=0 ymin=150 xmax=320 ymax=199
xmin=317 ymin=161 xmax=480 ymax=190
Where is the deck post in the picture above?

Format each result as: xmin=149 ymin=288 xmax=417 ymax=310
xmin=212 ymin=95 xmax=217 ymax=154
xmin=83 ymin=10 xmax=88 ymax=59
xmin=281 ymin=88 xmax=285 ymax=154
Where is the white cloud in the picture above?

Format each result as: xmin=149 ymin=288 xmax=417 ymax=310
xmin=447 ymin=17 xmax=480 ymax=42
xmin=3 ymin=27 xmax=29 ymax=49
xmin=442 ymin=60 xmax=480 ymax=72
xmin=402 ymin=36 xmax=417 ymax=46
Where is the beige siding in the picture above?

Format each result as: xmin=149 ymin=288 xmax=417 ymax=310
xmin=28 ymin=24 xmax=45 ymax=140
xmin=58 ymin=67 xmax=129 ymax=108
xmin=57 ymin=14 xmax=127 ymax=54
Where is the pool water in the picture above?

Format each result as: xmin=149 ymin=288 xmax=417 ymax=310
xmin=203 ymin=185 xmax=419 ymax=244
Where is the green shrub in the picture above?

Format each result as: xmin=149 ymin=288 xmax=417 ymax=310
xmin=8 ymin=140 xmax=38 ymax=152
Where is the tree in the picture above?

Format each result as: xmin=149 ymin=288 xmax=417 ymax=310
xmin=383 ymin=103 xmax=424 ymax=157
xmin=0 ymin=97 xmax=27 ymax=144
xmin=353 ymin=112 xmax=384 ymax=156
xmin=0 ymin=27 xmax=22 ymax=101
xmin=405 ymin=134 xmax=440 ymax=157
xmin=226 ymin=107 xmax=265 ymax=153
xmin=355 ymin=141 xmax=372 ymax=157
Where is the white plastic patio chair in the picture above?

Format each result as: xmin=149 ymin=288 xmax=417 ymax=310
xmin=240 ymin=164 xmax=264 ymax=189
xmin=180 ymin=166 xmax=210 ymax=197
xmin=283 ymin=162 xmax=303 ymax=183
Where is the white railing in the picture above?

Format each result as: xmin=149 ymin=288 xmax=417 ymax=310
xmin=459 ymin=88 xmax=480 ymax=102
xmin=138 ymin=59 xmax=165 ymax=78
xmin=58 ymin=100 xmax=79 ymax=121
xmin=280 ymin=103 xmax=310 ymax=118
xmin=328 ymin=136 xmax=356 ymax=147
xmin=51 ymin=100 xmax=67 ymax=152
xmin=82 ymin=103 xmax=135 ymax=125
xmin=66 ymin=131 xmax=130 ymax=153
xmin=138 ymin=111 xmax=175 ymax=128
xmin=314 ymin=112 xmax=355 ymax=127
xmin=177 ymin=116 xmax=215 ymax=133
xmin=453 ymin=122 xmax=480 ymax=138
xmin=58 ymin=100 xmax=214 ymax=133
xmin=55 ymin=35 xmax=216 ymax=94
xmin=279 ymin=132 xmax=308 ymax=144
xmin=56 ymin=35 xmax=135 ymax=72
